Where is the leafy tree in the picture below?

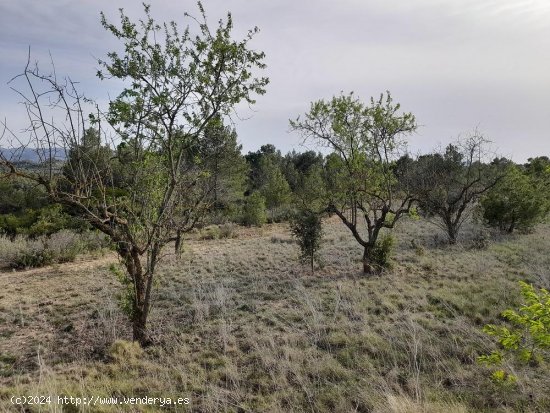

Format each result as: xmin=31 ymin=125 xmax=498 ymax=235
xmin=245 ymin=144 xmax=282 ymax=191
xmin=525 ymin=156 xmax=550 ymax=180
xmin=410 ymin=136 xmax=503 ymax=244
xmin=1 ymin=3 xmax=267 ymax=345
xmin=294 ymin=164 xmax=326 ymax=213
xmin=481 ymin=163 xmax=550 ymax=233
xmin=258 ymin=157 xmax=291 ymax=220
xmin=479 ymin=281 xmax=550 ymax=383
xmin=282 ymin=150 xmax=324 ymax=191
xmin=290 ymin=209 xmax=323 ymax=273
xmin=290 ymin=91 xmax=417 ymax=273
xmin=242 ymin=191 xmax=267 ymax=226
xmin=0 ymin=178 xmax=86 ymax=239
xmin=200 ymin=117 xmax=248 ymax=211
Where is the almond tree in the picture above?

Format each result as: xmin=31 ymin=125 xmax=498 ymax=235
xmin=290 ymin=92 xmax=417 ymax=274
xmin=0 ymin=3 xmax=268 ymax=345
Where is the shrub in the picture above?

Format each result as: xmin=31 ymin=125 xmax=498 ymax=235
xmin=10 ymin=239 xmax=53 ymax=269
xmin=218 ymin=223 xmax=237 ymax=239
xmin=371 ymin=234 xmax=395 ymax=270
xmin=478 ymin=281 xmax=550 ymax=383
xmin=242 ymin=192 xmax=267 ymax=227
xmin=0 ymin=230 xmax=110 ymax=269
xmin=290 ymin=209 xmax=323 ymax=273
xmin=200 ymin=226 xmax=221 ymax=240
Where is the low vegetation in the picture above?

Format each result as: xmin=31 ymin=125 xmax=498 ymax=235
xmin=0 ymin=3 xmax=548 ymax=412
xmin=0 ymin=217 xmax=549 ymax=412
xmin=0 ymin=230 xmax=109 ymax=269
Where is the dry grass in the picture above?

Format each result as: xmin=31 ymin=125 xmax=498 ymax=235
xmin=0 ymin=217 xmax=549 ymax=412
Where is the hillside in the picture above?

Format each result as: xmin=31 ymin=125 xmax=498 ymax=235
xmin=0 ymin=216 xmax=548 ymax=412
xmin=0 ymin=147 xmax=67 ymax=163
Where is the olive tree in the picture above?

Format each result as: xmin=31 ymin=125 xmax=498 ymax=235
xmin=290 ymin=92 xmax=417 ymax=274
xmin=0 ymin=3 xmax=268 ymax=345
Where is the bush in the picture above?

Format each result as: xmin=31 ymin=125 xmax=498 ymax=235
xmin=478 ymin=281 xmax=550 ymax=383
xmin=241 ymin=192 xmax=267 ymax=227
xmin=200 ymin=225 xmax=221 ymax=240
xmin=371 ymin=234 xmax=395 ymax=269
xmin=10 ymin=239 xmax=53 ymax=269
xmin=290 ymin=209 xmax=323 ymax=273
xmin=218 ymin=223 xmax=237 ymax=239
xmin=0 ymin=230 xmax=109 ymax=269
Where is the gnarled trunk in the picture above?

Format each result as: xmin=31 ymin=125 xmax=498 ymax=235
xmin=445 ymin=219 xmax=458 ymax=245
xmin=174 ymin=229 xmax=183 ymax=258
xmin=119 ymin=244 xmax=153 ymax=347
xmin=362 ymin=245 xmax=375 ymax=274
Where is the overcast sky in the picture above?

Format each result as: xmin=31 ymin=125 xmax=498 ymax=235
xmin=1 ymin=0 xmax=549 ymax=162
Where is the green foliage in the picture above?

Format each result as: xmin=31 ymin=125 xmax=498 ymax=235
xmin=410 ymin=136 xmax=503 ymax=244
xmin=370 ymin=234 xmax=395 ymax=269
xmin=109 ymin=263 xmax=135 ymax=317
xmin=0 ymin=178 xmax=86 ymax=239
xmin=258 ymin=157 xmax=292 ymax=216
xmin=242 ymin=192 xmax=267 ymax=227
xmin=290 ymin=91 xmax=417 ymax=273
xmin=290 ymin=209 xmax=323 ymax=272
xmin=481 ymin=164 xmax=550 ymax=233
xmin=408 ymin=206 xmax=420 ymax=221
xmin=200 ymin=117 xmax=248 ymax=217
xmin=479 ymin=281 xmax=550 ymax=380
xmin=294 ymin=164 xmax=326 ymax=213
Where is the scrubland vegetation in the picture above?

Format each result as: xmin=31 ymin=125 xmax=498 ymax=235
xmin=1 ymin=2 xmax=549 ymax=412
xmin=1 ymin=217 xmax=549 ymax=412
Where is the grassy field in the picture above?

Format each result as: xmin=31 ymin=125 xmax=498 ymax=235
xmin=0 ymin=216 xmax=549 ymax=412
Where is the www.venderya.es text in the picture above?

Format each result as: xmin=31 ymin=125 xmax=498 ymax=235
xmin=11 ymin=395 xmax=190 ymax=407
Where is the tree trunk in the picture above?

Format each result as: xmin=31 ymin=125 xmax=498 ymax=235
xmin=174 ymin=230 xmax=182 ymax=258
xmin=132 ymin=303 xmax=150 ymax=346
xmin=446 ymin=220 xmax=457 ymax=244
xmin=119 ymin=245 xmax=152 ymax=347
xmin=507 ymin=218 xmax=516 ymax=233
xmin=362 ymin=245 xmax=375 ymax=274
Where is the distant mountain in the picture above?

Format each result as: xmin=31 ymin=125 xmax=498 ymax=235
xmin=0 ymin=147 xmax=67 ymax=163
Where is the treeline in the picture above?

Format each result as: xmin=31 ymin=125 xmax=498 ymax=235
xmin=2 ymin=124 xmax=549 ymax=244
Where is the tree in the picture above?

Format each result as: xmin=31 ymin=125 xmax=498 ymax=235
xmin=258 ymin=157 xmax=291 ymax=220
xmin=242 ymin=191 xmax=267 ymax=226
xmin=200 ymin=116 xmax=248 ymax=211
xmin=290 ymin=209 xmax=323 ymax=274
xmin=290 ymin=91 xmax=417 ymax=274
xmin=0 ymin=3 xmax=268 ymax=345
xmin=244 ymin=144 xmax=282 ymax=192
xmin=171 ymin=117 xmax=248 ymax=255
xmin=410 ymin=136 xmax=503 ymax=244
xmin=281 ymin=150 xmax=324 ymax=191
xmin=481 ymin=163 xmax=550 ymax=233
